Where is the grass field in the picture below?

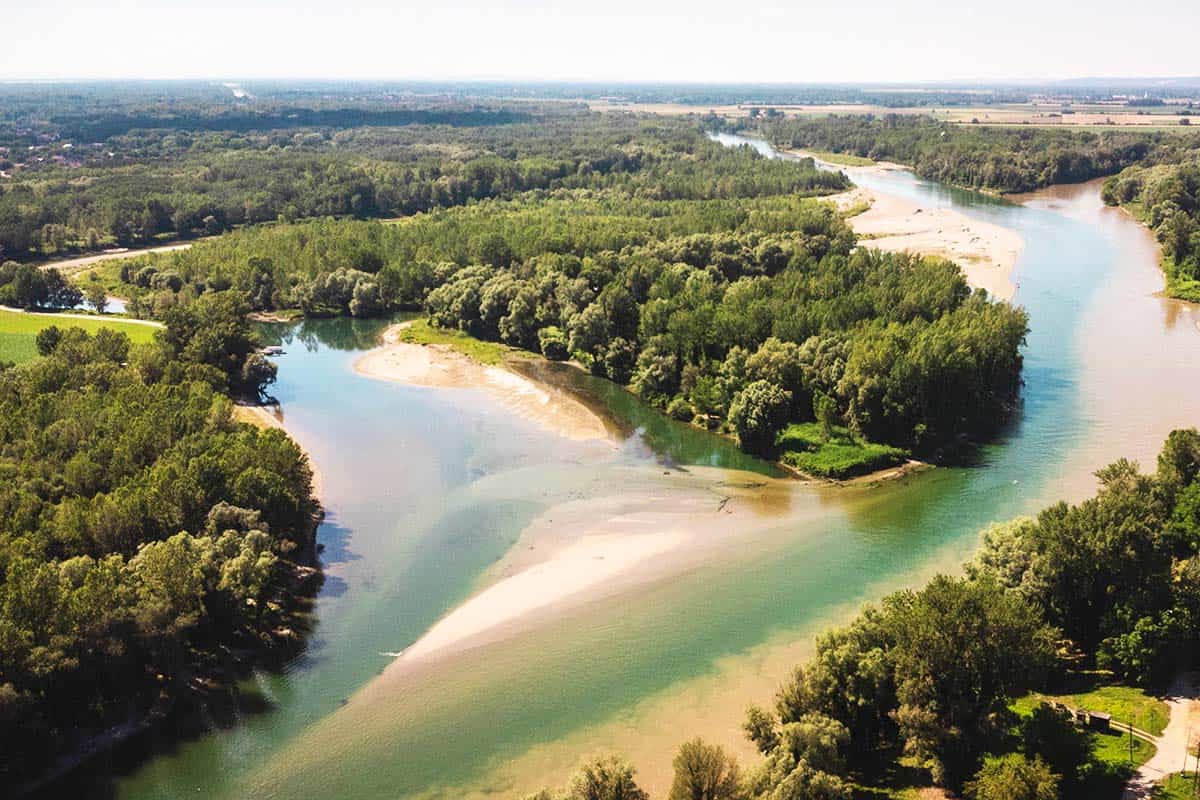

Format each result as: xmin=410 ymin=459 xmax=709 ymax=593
xmin=0 ymin=309 xmax=159 ymax=364
xmin=777 ymin=422 xmax=907 ymax=479
xmin=1011 ymin=684 xmax=1158 ymax=800
xmin=1013 ymin=680 xmax=1170 ymax=736
xmin=397 ymin=318 xmax=516 ymax=365
xmin=1157 ymin=773 xmax=1200 ymax=799
xmin=808 ymin=150 xmax=877 ymax=167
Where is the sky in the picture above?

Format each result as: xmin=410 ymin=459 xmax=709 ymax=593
xmin=3 ymin=0 xmax=1198 ymax=84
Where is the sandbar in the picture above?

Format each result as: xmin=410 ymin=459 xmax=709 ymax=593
xmin=353 ymin=322 xmax=612 ymax=442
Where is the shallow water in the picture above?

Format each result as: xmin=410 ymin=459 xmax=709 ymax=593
xmin=102 ymin=137 xmax=1199 ymax=800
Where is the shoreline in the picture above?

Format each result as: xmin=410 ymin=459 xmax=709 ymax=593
xmin=232 ymin=403 xmax=326 ymax=502
xmin=783 ymin=148 xmax=1025 ymax=300
xmin=826 ymin=183 xmax=1024 ymax=301
xmin=352 ymin=322 xmax=614 ymax=443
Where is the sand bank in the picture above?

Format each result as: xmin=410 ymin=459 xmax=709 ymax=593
xmin=232 ymin=404 xmax=325 ymax=502
xmin=827 ymin=183 xmax=1024 ymax=300
xmin=381 ymin=469 xmax=787 ymax=668
xmin=353 ymin=323 xmax=611 ymax=442
xmin=786 ymin=149 xmax=1024 ymax=300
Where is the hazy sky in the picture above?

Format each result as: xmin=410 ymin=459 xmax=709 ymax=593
xmin=4 ymin=0 xmax=1197 ymax=83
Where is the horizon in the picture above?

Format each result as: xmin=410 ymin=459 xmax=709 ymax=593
xmin=5 ymin=0 xmax=1199 ymax=84
xmin=4 ymin=76 xmax=1200 ymax=86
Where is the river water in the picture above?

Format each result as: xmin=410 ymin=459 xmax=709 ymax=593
xmin=97 ymin=136 xmax=1200 ymax=800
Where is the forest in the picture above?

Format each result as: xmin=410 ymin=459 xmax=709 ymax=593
xmin=1102 ymin=161 xmax=1200 ymax=301
xmin=728 ymin=114 xmax=1200 ymax=193
xmin=0 ymin=293 xmax=316 ymax=789
xmin=106 ymin=130 xmax=1026 ymax=465
xmin=525 ymin=431 xmax=1200 ymax=800
xmin=0 ymin=107 xmax=640 ymax=260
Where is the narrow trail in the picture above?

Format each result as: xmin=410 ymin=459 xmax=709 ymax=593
xmin=1123 ymin=673 xmax=1200 ymax=799
xmin=35 ymin=241 xmax=195 ymax=274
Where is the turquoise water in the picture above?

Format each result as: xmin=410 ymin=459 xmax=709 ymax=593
xmin=97 ymin=137 xmax=1200 ymax=800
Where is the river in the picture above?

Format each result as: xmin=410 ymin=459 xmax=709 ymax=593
xmin=89 ymin=135 xmax=1200 ymax=800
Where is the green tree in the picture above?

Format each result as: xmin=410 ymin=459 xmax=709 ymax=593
xmin=668 ymin=739 xmax=743 ymax=800
xmin=728 ymin=380 xmax=791 ymax=456
xmin=35 ymin=325 xmax=63 ymax=356
xmin=568 ymin=756 xmax=649 ymax=800
xmin=964 ymin=753 xmax=1059 ymax=800
xmin=813 ymin=392 xmax=838 ymax=442
xmin=85 ymin=283 xmax=109 ymax=314
xmin=1021 ymin=704 xmax=1091 ymax=788
xmin=886 ymin=577 xmax=1057 ymax=789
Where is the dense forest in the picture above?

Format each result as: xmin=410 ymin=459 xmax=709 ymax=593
xmin=109 ymin=131 xmax=1025 ymax=461
xmin=526 ymin=431 xmax=1200 ymax=800
xmin=1102 ymin=161 xmax=1200 ymax=301
xmin=728 ymin=114 xmax=1200 ymax=193
xmin=0 ymin=294 xmax=316 ymax=789
xmin=0 ymin=110 xmax=642 ymax=261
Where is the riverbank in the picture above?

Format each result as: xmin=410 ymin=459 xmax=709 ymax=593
xmin=825 ymin=181 xmax=1024 ymax=300
xmin=353 ymin=322 xmax=613 ymax=442
xmin=232 ymin=403 xmax=326 ymax=502
xmin=780 ymin=147 xmax=1024 ymax=299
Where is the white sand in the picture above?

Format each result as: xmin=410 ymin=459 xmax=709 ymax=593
xmin=791 ymin=150 xmax=1025 ymax=300
xmin=844 ymin=187 xmax=1024 ymax=300
xmin=397 ymin=529 xmax=686 ymax=664
xmin=37 ymin=242 xmax=194 ymax=275
xmin=232 ymin=404 xmax=325 ymax=502
xmin=353 ymin=323 xmax=611 ymax=442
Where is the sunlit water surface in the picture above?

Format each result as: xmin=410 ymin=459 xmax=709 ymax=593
xmin=93 ymin=135 xmax=1200 ymax=800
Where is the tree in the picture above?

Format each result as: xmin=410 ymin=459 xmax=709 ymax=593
xmin=813 ymin=392 xmax=838 ymax=442
xmin=539 ymin=326 xmax=569 ymax=361
xmin=744 ymin=704 xmax=780 ymax=754
xmin=964 ymin=754 xmax=1059 ymax=800
xmin=886 ymin=576 xmax=1057 ymax=789
xmin=85 ymin=283 xmax=108 ymax=315
xmin=476 ymin=233 xmax=515 ymax=268
xmin=1021 ymin=704 xmax=1091 ymax=788
xmin=669 ymin=739 xmax=743 ymax=800
xmin=728 ymin=380 xmax=791 ymax=456
xmin=568 ymin=302 xmax=613 ymax=361
xmin=778 ymin=713 xmax=850 ymax=774
xmin=743 ymin=750 xmax=850 ymax=800
xmin=35 ymin=325 xmax=63 ymax=356
xmin=240 ymin=353 xmax=278 ymax=401
xmin=568 ymin=756 xmax=649 ymax=800
xmin=631 ymin=336 xmax=681 ymax=403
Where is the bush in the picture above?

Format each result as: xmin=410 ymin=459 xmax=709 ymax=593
xmin=728 ymin=380 xmax=791 ymax=456
xmin=667 ymin=396 xmax=695 ymax=422
xmin=538 ymin=326 xmax=569 ymax=361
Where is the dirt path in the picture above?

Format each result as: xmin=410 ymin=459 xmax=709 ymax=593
xmin=36 ymin=242 xmax=195 ymax=275
xmin=0 ymin=305 xmax=162 ymax=328
xmin=1124 ymin=673 xmax=1200 ymax=799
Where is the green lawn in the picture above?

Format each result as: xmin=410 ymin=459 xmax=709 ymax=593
xmin=397 ymin=318 xmax=516 ymax=365
xmin=1012 ymin=686 xmax=1158 ymax=800
xmin=1092 ymin=726 xmax=1156 ymax=768
xmin=1156 ymin=773 xmax=1199 ymax=799
xmin=777 ymin=422 xmax=908 ymax=479
xmin=1049 ymin=683 xmax=1168 ymax=736
xmin=808 ymin=150 xmax=877 ymax=167
xmin=0 ymin=309 xmax=159 ymax=364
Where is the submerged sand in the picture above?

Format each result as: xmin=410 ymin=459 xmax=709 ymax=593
xmin=353 ymin=323 xmax=612 ymax=442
